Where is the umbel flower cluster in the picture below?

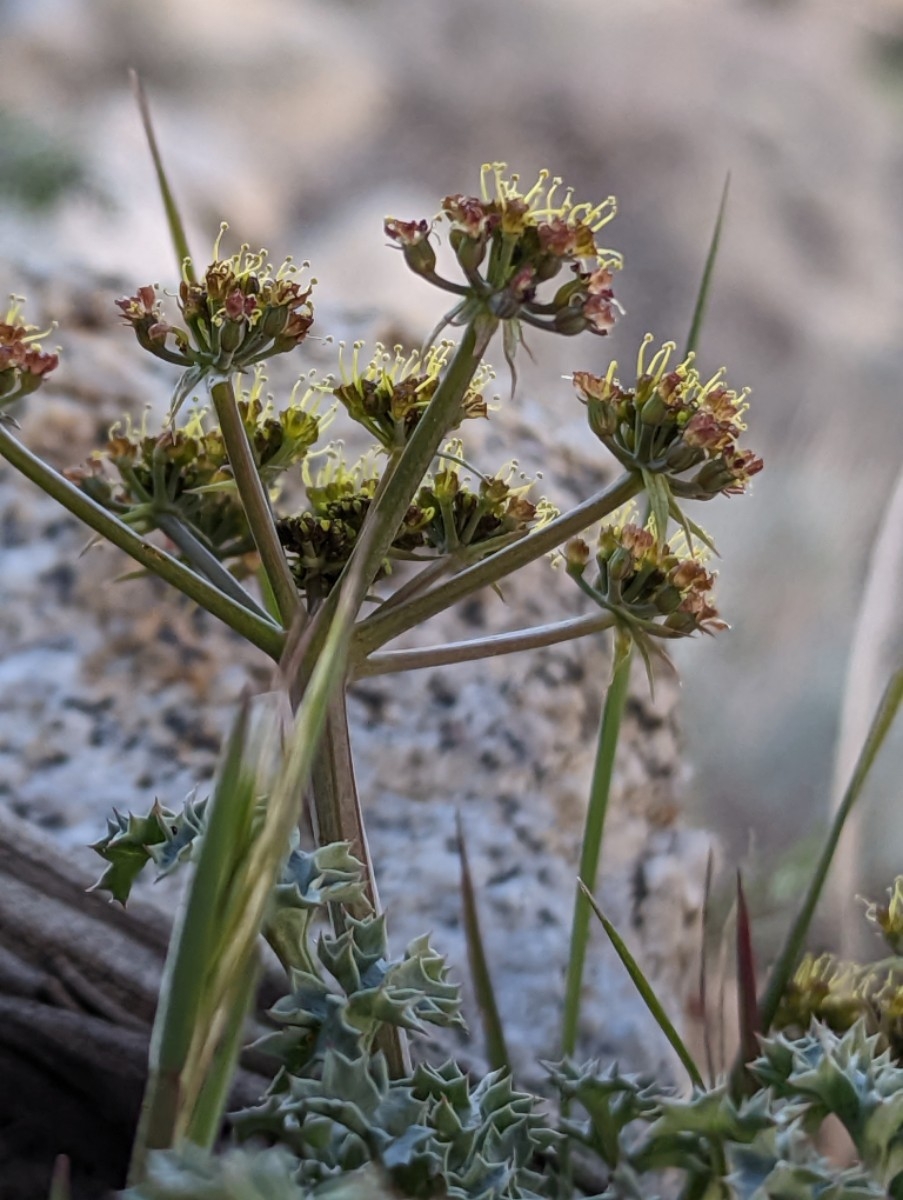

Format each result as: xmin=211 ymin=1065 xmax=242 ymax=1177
xmin=333 ymin=341 xmax=491 ymax=451
xmin=14 ymin=162 xmax=763 ymax=656
xmin=773 ymin=877 xmax=903 ymax=1061
xmin=0 ymin=301 xmax=58 ymax=412
xmin=566 ymin=511 xmax=725 ymax=671
xmin=278 ymin=445 xmax=550 ymax=598
xmin=67 ymin=375 xmax=321 ymax=559
xmin=116 ymin=232 xmax=313 ymax=373
xmin=386 ymin=162 xmax=622 ymax=339
xmin=573 ymin=336 xmax=764 ymax=499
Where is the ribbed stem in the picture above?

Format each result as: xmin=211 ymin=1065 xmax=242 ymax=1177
xmin=354 ymin=611 xmax=616 ymax=677
xmin=209 ymin=377 xmax=301 ymax=628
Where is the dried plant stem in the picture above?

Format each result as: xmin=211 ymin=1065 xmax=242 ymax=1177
xmin=0 ymin=422 xmax=284 ymax=658
xmin=209 ymin=377 xmax=302 ymax=629
xmin=354 ymin=611 xmax=617 ymax=677
xmin=356 ymin=470 xmax=642 ymax=655
xmin=306 ymin=690 xmax=411 ymax=1078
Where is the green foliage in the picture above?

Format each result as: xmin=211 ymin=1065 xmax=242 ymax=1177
xmin=91 ymin=795 xmax=208 ymax=904
xmin=235 ymin=1055 xmax=556 ymax=1198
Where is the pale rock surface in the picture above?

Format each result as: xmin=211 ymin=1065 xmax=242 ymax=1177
xmin=1 ymin=0 xmax=902 ymax=886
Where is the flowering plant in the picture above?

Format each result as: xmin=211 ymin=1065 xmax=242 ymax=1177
xmin=5 ymin=128 xmax=902 ymax=1200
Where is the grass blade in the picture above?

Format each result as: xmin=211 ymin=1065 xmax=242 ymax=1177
xmin=561 ymin=634 xmax=633 ymax=1058
xmin=130 ymin=70 xmax=196 ymax=281
xmin=580 ymin=882 xmax=704 ymax=1090
xmin=129 ymin=698 xmax=257 ymax=1180
xmin=456 ymin=810 xmax=511 ymax=1075
xmin=831 ymin=460 xmax=903 ymax=955
xmin=130 ymin=584 xmax=357 ymax=1181
xmin=685 ymin=174 xmax=730 ymax=357
xmin=758 ymin=666 xmax=903 ymax=1034
xmin=732 ymin=871 xmax=760 ymax=1095
xmin=698 ymin=847 xmax=716 ymax=1087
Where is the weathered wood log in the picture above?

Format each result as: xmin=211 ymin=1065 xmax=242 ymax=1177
xmin=0 ymin=805 xmax=273 ymax=1200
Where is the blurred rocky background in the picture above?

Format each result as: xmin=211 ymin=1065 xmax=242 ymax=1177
xmin=2 ymin=0 xmax=903 ymax=971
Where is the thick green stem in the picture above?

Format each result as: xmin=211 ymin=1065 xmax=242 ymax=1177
xmin=561 ymin=636 xmax=633 ymax=1058
xmin=353 ymin=611 xmax=616 ymax=678
xmin=0 ymin=422 xmax=284 ymax=659
xmin=292 ymin=324 xmax=495 ymax=1079
xmin=356 ymin=470 xmax=642 ymax=655
xmin=303 ymin=687 xmax=380 ymax=911
xmin=343 ymin=319 xmax=494 ymax=612
xmin=209 ymin=377 xmax=301 ymax=628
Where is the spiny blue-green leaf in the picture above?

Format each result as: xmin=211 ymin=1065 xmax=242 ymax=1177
xmin=121 ymin=1143 xmax=308 ymax=1200
xmin=89 ymin=803 xmax=171 ymax=904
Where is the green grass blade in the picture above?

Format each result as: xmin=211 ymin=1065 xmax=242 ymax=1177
xmin=685 ymin=174 xmax=730 ymax=357
xmin=580 ymin=882 xmax=704 ymax=1090
xmin=130 ymin=583 xmax=357 ymax=1180
xmin=186 ymin=961 xmax=260 ymax=1150
xmin=456 ymin=810 xmax=511 ymax=1075
xmin=130 ymin=70 xmax=196 ymax=281
xmin=561 ymin=633 xmax=632 ymax=1058
xmin=699 ymin=847 xmax=716 ymax=1087
xmin=129 ymin=699 xmax=257 ymax=1180
xmin=758 ymin=666 xmax=903 ymax=1033
xmin=831 ymin=461 xmax=903 ymax=955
